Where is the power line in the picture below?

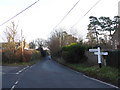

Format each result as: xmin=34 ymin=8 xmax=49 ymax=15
xmin=71 ymin=0 xmax=101 ymax=28
xmin=0 ymin=0 xmax=40 ymax=26
xmin=53 ymin=0 xmax=81 ymax=29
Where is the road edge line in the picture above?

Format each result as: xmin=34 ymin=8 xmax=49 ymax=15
xmin=83 ymin=75 xmax=119 ymax=89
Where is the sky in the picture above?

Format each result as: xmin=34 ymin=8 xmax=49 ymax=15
xmin=0 ymin=0 xmax=119 ymax=43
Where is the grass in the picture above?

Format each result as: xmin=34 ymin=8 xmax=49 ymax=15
xmin=68 ymin=64 xmax=119 ymax=83
xmin=54 ymin=57 xmax=119 ymax=87
xmin=2 ymin=59 xmax=41 ymax=66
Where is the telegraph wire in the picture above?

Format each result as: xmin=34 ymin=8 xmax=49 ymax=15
xmin=71 ymin=0 xmax=102 ymax=28
xmin=0 ymin=0 xmax=40 ymax=26
xmin=53 ymin=0 xmax=81 ymax=29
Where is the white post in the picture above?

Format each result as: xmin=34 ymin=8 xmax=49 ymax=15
xmin=89 ymin=47 xmax=108 ymax=68
xmin=97 ymin=47 xmax=101 ymax=64
xmin=98 ymin=47 xmax=102 ymax=68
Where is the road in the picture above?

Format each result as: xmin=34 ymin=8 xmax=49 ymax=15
xmin=2 ymin=57 xmax=119 ymax=89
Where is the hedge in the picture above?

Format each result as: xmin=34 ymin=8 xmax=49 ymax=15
xmin=62 ymin=43 xmax=87 ymax=63
xmin=2 ymin=49 xmax=41 ymax=63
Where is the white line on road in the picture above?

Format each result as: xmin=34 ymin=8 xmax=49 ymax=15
xmin=15 ymin=81 xmax=19 ymax=85
xmin=83 ymin=75 xmax=119 ymax=88
xmin=3 ymin=72 xmax=20 ymax=75
xmin=5 ymin=73 xmax=18 ymax=74
xmin=16 ymin=72 xmax=19 ymax=74
xmin=11 ymin=85 xmax=16 ymax=90
xmin=16 ymin=66 xmax=29 ymax=74
xmin=30 ymin=66 xmax=32 ymax=68
xmin=11 ymin=81 xmax=19 ymax=90
xmin=10 ymin=66 xmax=30 ymax=90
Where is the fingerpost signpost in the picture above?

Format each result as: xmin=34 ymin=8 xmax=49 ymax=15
xmin=89 ymin=47 xmax=108 ymax=68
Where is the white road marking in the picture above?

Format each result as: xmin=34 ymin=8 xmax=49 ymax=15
xmin=83 ymin=75 xmax=119 ymax=88
xmin=2 ymin=72 xmax=18 ymax=75
xmin=15 ymin=81 xmax=18 ymax=85
xmin=16 ymin=72 xmax=19 ymax=74
xmin=11 ymin=85 xmax=16 ymax=90
xmin=16 ymin=66 xmax=29 ymax=74
xmin=30 ymin=66 xmax=33 ymax=68
xmin=6 ymin=73 xmax=18 ymax=74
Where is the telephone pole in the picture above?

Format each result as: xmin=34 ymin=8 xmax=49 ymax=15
xmin=21 ymin=29 xmax=23 ymax=61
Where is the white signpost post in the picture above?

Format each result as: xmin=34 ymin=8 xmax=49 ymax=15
xmin=89 ymin=47 xmax=108 ymax=68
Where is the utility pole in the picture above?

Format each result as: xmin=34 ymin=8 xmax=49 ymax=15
xmin=21 ymin=29 xmax=23 ymax=61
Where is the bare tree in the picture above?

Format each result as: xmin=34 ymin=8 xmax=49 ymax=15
xmin=47 ymin=28 xmax=77 ymax=56
xmin=3 ymin=22 xmax=19 ymax=62
xmin=4 ymin=22 xmax=18 ymax=42
xmin=29 ymin=40 xmax=36 ymax=49
xmin=35 ymin=38 xmax=47 ymax=48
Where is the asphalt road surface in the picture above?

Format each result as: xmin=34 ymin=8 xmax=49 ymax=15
xmin=2 ymin=57 xmax=119 ymax=89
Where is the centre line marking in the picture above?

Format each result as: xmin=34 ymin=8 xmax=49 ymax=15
xmin=11 ymin=85 xmax=16 ymax=90
xmin=16 ymin=66 xmax=29 ymax=74
xmin=15 ymin=81 xmax=18 ymax=85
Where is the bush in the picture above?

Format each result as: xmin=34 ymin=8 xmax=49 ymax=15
xmin=31 ymin=50 xmax=41 ymax=61
xmin=23 ymin=49 xmax=32 ymax=62
xmin=62 ymin=43 xmax=87 ymax=63
xmin=2 ymin=48 xmax=34 ymax=63
xmin=2 ymin=49 xmax=19 ymax=63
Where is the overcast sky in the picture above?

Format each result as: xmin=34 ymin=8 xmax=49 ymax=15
xmin=0 ymin=0 xmax=119 ymax=43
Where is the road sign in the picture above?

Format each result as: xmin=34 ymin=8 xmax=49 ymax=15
xmin=94 ymin=52 xmax=108 ymax=55
xmin=89 ymin=49 xmax=98 ymax=52
xmin=89 ymin=47 xmax=108 ymax=68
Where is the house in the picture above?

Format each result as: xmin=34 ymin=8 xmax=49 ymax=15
xmin=111 ymin=25 xmax=120 ymax=49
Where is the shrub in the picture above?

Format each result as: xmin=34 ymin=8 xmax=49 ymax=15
xmin=2 ymin=47 xmax=42 ymax=64
xmin=2 ymin=50 xmax=9 ymax=63
xmin=31 ymin=50 xmax=41 ymax=61
xmin=23 ymin=49 xmax=32 ymax=62
xmin=15 ymin=48 xmax=22 ymax=62
xmin=62 ymin=43 xmax=87 ymax=63
xmin=2 ymin=49 xmax=18 ymax=63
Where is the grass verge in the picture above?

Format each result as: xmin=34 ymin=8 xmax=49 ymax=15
xmin=54 ymin=57 xmax=119 ymax=87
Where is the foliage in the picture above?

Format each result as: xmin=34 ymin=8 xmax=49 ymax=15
xmin=68 ymin=64 xmax=119 ymax=86
xmin=47 ymin=29 xmax=78 ymax=57
xmin=22 ymin=49 xmax=32 ymax=62
xmin=3 ymin=22 xmax=19 ymax=63
xmin=62 ymin=43 xmax=87 ymax=63
xmin=31 ymin=50 xmax=41 ymax=61
xmin=29 ymin=38 xmax=47 ymax=57
xmin=87 ymin=16 xmax=120 ymax=46
xmin=2 ymin=48 xmax=41 ymax=63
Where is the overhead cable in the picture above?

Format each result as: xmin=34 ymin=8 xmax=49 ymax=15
xmin=0 ymin=0 xmax=40 ymax=26
xmin=53 ymin=0 xmax=81 ymax=29
xmin=71 ymin=0 xmax=102 ymax=28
